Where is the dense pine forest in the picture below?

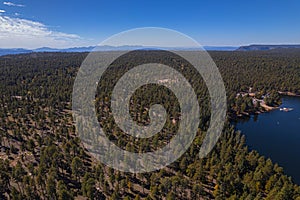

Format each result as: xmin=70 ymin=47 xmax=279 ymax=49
xmin=0 ymin=50 xmax=300 ymax=199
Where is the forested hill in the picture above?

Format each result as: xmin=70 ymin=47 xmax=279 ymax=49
xmin=237 ymin=45 xmax=300 ymax=51
xmin=0 ymin=50 xmax=300 ymax=199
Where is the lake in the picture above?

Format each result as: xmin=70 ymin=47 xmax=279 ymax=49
xmin=235 ymin=96 xmax=300 ymax=184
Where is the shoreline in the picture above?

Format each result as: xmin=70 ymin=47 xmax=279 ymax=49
xmin=230 ymin=92 xmax=300 ymax=121
xmin=278 ymin=91 xmax=300 ymax=97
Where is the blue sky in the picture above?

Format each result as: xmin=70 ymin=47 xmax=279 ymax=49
xmin=0 ymin=0 xmax=300 ymax=48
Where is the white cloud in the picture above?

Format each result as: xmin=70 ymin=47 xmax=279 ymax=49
xmin=0 ymin=15 xmax=89 ymax=48
xmin=0 ymin=9 xmax=5 ymax=13
xmin=3 ymin=1 xmax=25 ymax=7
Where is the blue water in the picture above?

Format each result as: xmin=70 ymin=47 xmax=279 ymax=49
xmin=235 ymin=96 xmax=300 ymax=184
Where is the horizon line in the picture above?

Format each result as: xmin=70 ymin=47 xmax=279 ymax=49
xmin=1 ymin=43 xmax=300 ymax=50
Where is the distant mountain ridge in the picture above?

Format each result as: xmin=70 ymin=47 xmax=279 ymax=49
xmin=2 ymin=44 xmax=300 ymax=56
xmin=237 ymin=44 xmax=300 ymax=51
xmin=0 ymin=48 xmax=33 ymax=56
xmin=0 ymin=45 xmax=239 ymax=56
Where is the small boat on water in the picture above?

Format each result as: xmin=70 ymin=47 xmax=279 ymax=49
xmin=280 ymin=107 xmax=294 ymax=112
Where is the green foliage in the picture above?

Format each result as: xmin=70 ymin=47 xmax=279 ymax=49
xmin=0 ymin=51 xmax=300 ymax=199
